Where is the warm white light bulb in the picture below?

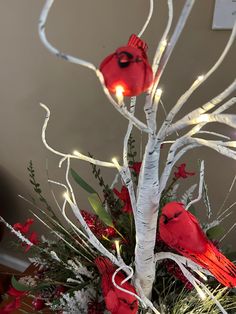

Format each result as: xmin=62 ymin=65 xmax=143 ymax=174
xmin=112 ymin=157 xmax=121 ymax=170
xmin=197 ymin=75 xmax=204 ymax=81
xmin=194 ymin=270 xmax=208 ymax=282
xmin=115 ymin=85 xmax=124 ymax=103
xmin=196 ymin=285 xmax=206 ymax=300
xmin=73 ymin=150 xmax=80 ymax=156
xmin=196 ymin=115 xmax=209 ymax=123
xmin=114 ymin=240 xmax=121 ymax=257
xmin=63 ymin=192 xmax=70 ymax=201
xmin=156 ymin=88 xmax=163 ymax=97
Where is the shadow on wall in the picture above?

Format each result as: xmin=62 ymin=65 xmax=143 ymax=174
xmin=0 ymin=166 xmax=19 ymax=242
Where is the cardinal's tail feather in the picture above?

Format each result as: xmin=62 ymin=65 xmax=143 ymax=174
xmin=191 ymin=242 xmax=236 ymax=288
xmin=95 ymin=256 xmax=115 ymax=275
xmin=128 ymin=34 xmax=148 ymax=52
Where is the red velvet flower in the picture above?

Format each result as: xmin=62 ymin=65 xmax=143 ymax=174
xmin=24 ymin=232 xmax=39 ymax=252
xmin=13 ymin=218 xmax=34 ymax=234
xmin=174 ymin=163 xmax=195 ymax=179
xmin=130 ymin=162 xmax=142 ymax=175
xmin=95 ymin=257 xmax=138 ymax=314
xmin=7 ymin=286 xmax=27 ymax=298
xmin=113 ymin=186 xmax=132 ymax=213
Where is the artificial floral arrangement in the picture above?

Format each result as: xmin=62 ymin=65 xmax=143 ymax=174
xmin=1 ymin=0 xmax=236 ymax=313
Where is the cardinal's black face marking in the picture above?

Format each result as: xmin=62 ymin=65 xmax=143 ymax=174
xmin=117 ymin=51 xmax=134 ymax=68
xmin=162 ymin=214 xmax=169 ymax=224
xmin=173 ymin=211 xmax=182 ymax=218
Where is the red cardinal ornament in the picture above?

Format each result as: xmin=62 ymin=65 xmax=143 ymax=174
xmin=95 ymin=256 xmax=138 ymax=314
xmin=100 ymin=34 xmax=153 ymax=97
xmin=159 ymin=202 xmax=236 ymax=287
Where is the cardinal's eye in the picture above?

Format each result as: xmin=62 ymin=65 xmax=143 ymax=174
xmin=117 ymin=51 xmax=134 ymax=68
xmin=162 ymin=214 xmax=169 ymax=224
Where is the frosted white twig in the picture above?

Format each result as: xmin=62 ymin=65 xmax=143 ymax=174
xmin=218 ymin=201 xmax=236 ymax=221
xmin=0 ymin=216 xmax=33 ymax=247
xmin=217 ymin=174 xmax=236 ymax=217
xmin=186 ymin=160 xmax=204 ymax=210
xmin=38 ymin=0 xmax=96 ymax=71
xmin=138 ymin=0 xmax=154 ymax=37
xmin=220 ymin=222 xmax=236 ymax=242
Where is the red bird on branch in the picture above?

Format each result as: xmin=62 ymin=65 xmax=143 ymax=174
xmin=159 ymin=202 xmax=236 ymax=287
xmin=95 ymin=256 xmax=138 ymax=314
xmin=100 ymin=34 xmax=153 ymax=96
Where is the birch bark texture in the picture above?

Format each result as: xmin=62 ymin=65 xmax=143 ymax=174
xmin=38 ymin=0 xmax=236 ymax=311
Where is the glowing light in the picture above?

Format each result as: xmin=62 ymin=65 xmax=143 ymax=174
xmin=194 ymin=270 xmax=208 ymax=281
xmin=196 ymin=115 xmax=210 ymax=123
xmin=73 ymin=150 xmax=80 ymax=156
xmin=112 ymin=157 xmax=121 ymax=170
xmin=195 ymin=284 xmax=206 ymax=300
xmin=160 ymin=40 xmax=167 ymax=53
xmin=197 ymin=75 xmax=204 ymax=81
xmin=156 ymin=88 xmax=163 ymax=97
xmin=114 ymin=240 xmax=121 ymax=257
xmin=63 ymin=192 xmax=70 ymax=202
xmin=154 ymin=88 xmax=163 ymax=104
xmin=115 ymin=85 xmax=125 ymax=103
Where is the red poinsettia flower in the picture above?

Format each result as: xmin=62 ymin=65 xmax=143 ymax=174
xmin=174 ymin=163 xmax=195 ymax=179
xmin=7 ymin=286 xmax=27 ymax=298
xmin=13 ymin=218 xmax=34 ymax=234
xmin=0 ymin=297 xmax=21 ymax=313
xmin=24 ymin=232 xmax=39 ymax=252
xmin=130 ymin=162 xmax=142 ymax=175
xmin=113 ymin=186 xmax=133 ymax=213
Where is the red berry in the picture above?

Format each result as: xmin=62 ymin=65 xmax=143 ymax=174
xmin=32 ymin=298 xmax=45 ymax=310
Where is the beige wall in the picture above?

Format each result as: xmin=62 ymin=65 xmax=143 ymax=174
xmin=0 ymin=0 xmax=235 ymax=263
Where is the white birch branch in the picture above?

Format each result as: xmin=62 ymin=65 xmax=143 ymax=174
xmin=152 ymin=0 xmax=173 ymax=75
xmin=187 ymin=96 xmax=236 ymax=137
xmin=158 ymin=19 xmax=236 ymax=139
xmin=138 ymin=0 xmax=154 ymax=37
xmin=186 ymin=160 xmax=204 ymax=210
xmin=38 ymin=0 xmax=96 ymax=71
xmin=96 ymin=70 xmax=153 ymax=134
xmin=155 ymin=252 xmax=227 ymax=314
xmin=167 ymin=113 xmax=236 ymax=135
xmin=154 ymin=0 xmax=195 ymax=86
xmin=123 ymin=97 xmax=136 ymax=167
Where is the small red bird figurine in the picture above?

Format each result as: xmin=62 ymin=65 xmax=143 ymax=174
xmin=99 ymin=34 xmax=153 ymax=97
xmin=159 ymin=202 xmax=236 ymax=287
xmin=95 ymin=256 xmax=138 ymax=314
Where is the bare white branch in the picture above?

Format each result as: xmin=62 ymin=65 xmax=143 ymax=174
xmin=138 ymin=0 xmax=154 ymax=37
xmin=186 ymin=160 xmax=204 ymax=210
xmin=38 ymin=0 xmax=96 ymax=71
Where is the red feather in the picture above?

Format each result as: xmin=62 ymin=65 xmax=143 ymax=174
xmin=99 ymin=34 xmax=153 ymax=97
xmin=159 ymin=202 xmax=236 ymax=287
xmin=95 ymin=257 xmax=138 ymax=314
